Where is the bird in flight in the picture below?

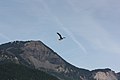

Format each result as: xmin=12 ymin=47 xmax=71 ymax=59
xmin=57 ymin=32 xmax=65 ymax=40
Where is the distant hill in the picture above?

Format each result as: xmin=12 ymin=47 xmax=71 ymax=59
xmin=0 ymin=40 xmax=120 ymax=80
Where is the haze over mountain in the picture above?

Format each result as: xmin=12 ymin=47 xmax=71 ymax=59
xmin=0 ymin=40 xmax=120 ymax=80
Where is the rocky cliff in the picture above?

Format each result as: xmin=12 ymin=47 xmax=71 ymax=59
xmin=90 ymin=68 xmax=118 ymax=80
xmin=0 ymin=40 xmax=119 ymax=80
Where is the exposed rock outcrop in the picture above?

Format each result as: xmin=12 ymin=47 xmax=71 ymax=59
xmin=91 ymin=68 xmax=118 ymax=80
xmin=0 ymin=40 xmax=119 ymax=80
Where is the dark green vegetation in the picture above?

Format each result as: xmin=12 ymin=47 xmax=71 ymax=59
xmin=91 ymin=68 xmax=112 ymax=73
xmin=0 ymin=62 xmax=59 ymax=80
xmin=0 ymin=40 xmax=120 ymax=80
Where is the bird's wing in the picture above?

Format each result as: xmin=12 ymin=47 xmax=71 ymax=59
xmin=57 ymin=32 xmax=62 ymax=38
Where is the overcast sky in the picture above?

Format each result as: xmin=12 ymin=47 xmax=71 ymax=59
xmin=0 ymin=0 xmax=120 ymax=72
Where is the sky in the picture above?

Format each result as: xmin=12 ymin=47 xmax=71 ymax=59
xmin=0 ymin=0 xmax=120 ymax=72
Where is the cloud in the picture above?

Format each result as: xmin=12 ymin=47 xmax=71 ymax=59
xmin=42 ymin=2 xmax=88 ymax=53
xmin=0 ymin=33 xmax=11 ymax=41
xmin=41 ymin=1 xmax=88 ymax=54
xmin=69 ymin=15 xmax=120 ymax=54
xmin=40 ymin=0 xmax=120 ymax=54
xmin=66 ymin=0 xmax=93 ymax=13
xmin=61 ymin=27 xmax=87 ymax=54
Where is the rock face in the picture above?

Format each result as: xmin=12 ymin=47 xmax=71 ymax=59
xmin=91 ymin=69 xmax=118 ymax=80
xmin=0 ymin=40 xmax=119 ymax=80
xmin=21 ymin=41 xmax=65 ymax=70
xmin=0 ymin=41 xmax=91 ymax=80
xmin=117 ymin=72 xmax=120 ymax=80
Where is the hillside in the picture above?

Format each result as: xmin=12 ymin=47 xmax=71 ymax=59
xmin=0 ymin=40 xmax=119 ymax=80
xmin=0 ymin=62 xmax=59 ymax=80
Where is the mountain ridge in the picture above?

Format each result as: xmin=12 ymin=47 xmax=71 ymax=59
xmin=0 ymin=40 xmax=119 ymax=80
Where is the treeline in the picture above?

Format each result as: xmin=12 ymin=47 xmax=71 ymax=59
xmin=0 ymin=62 xmax=59 ymax=80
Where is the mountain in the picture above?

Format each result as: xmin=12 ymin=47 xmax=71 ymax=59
xmin=0 ymin=62 xmax=60 ymax=80
xmin=90 ymin=68 xmax=118 ymax=80
xmin=0 ymin=40 xmax=119 ymax=80
xmin=117 ymin=72 xmax=120 ymax=80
